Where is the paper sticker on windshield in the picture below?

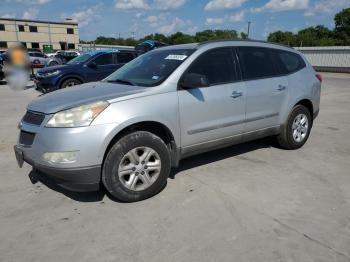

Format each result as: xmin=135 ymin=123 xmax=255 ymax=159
xmin=165 ymin=54 xmax=188 ymax=61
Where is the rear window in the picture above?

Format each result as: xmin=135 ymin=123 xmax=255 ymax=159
xmin=276 ymin=50 xmax=306 ymax=74
xmin=237 ymin=47 xmax=277 ymax=80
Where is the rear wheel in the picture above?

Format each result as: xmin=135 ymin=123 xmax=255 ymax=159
xmin=277 ymin=105 xmax=312 ymax=149
xmin=60 ymin=78 xmax=81 ymax=89
xmin=102 ymin=131 xmax=171 ymax=202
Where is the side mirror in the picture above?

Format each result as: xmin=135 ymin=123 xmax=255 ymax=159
xmin=181 ymin=73 xmax=209 ymax=89
xmin=88 ymin=62 xmax=97 ymax=68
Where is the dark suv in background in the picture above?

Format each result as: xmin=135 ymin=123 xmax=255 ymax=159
xmin=34 ymin=49 xmax=137 ymax=93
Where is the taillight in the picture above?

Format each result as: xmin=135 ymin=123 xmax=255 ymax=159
xmin=316 ymin=73 xmax=322 ymax=83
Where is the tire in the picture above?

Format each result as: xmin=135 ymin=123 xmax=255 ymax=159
xmin=102 ymin=131 xmax=171 ymax=202
xmin=277 ymin=105 xmax=312 ymax=150
xmin=60 ymin=78 xmax=81 ymax=89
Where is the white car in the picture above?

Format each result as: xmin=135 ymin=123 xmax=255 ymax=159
xmin=46 ymin=51 xmax=80 ymax=58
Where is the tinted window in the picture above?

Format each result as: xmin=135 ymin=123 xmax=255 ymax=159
xmin=93 ymin=53 xmax=113 ymax=65
xmin=29 ymin=26 xmax=38 ymax=32
xmin=67 ymin=43 xmax=75 ymax=49
xmin=277 ymin=50 xmax=306 ymax=74
xmin=186 ymin=48 xmax=237 ymax=85
xmin=67 ymin=28 xmax=74 ymax=34
xmin=31 ymin=42 xmax=39 ymax=49
xmin=117 ymin=52 xmax=134 ymax=64
xmin=18 ymin=25 xmax=25 ymax=32
xmin=0 ymin=41 xmax=7 ymax=48
xmin=237 ymin=47 xmax=277 ymax=80
xmin=0 ymin=24 xmax=4 ymax=31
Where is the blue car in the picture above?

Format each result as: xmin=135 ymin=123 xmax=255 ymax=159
xmin=34 ymin=49 xmax=137 ymax=93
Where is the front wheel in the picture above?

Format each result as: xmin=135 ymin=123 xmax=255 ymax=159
xmin=60 ymin=78 xmax=81 ymax=89
xmin=277 ymin=105 xmax=312 ymax=149
xmin=102 ymin=131 xmax=171 ymax=202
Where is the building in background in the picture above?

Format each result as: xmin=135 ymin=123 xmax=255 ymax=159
xmin=0 ymin=18 xmax=79 ymax=51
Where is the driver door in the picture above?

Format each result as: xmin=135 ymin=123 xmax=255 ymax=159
xmin=178 ymin=47 xmax=246 ymax=153
xmin=85 ymin=53 xmax=116 ymax=82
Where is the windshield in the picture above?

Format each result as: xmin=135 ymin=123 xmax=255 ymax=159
xmin=67 ymin=53 xmax=92 ymax=65
xmin=104 ymin=48 xmax=194 ymax=87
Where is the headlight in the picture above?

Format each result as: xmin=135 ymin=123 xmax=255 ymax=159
xmin=46 ymin=101 xmax=109 ymax=128
xmin=38 ymin=70 xmax=60 ymax=78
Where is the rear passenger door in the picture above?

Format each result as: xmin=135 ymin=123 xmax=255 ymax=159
xmin=237 ymin=47 xmax=288 ymax=133
xmin=178 ymin=47 xmax=246 ymax=150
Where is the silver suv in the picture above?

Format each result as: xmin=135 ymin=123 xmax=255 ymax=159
xmin=14 ymin=40 xmax=321 ymax=202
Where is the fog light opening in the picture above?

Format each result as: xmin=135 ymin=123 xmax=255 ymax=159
xmin=42 ymin=151 xmax=78 ymax=164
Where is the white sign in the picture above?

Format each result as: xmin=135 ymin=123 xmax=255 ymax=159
xmin=165 ymin=54 xmax=188 ymax=61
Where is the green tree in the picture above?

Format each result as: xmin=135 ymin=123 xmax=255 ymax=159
xmin=267 ymin=31 xmax=296 ymax=46
xmin=334 ymin=8 xmax=350 ymax=45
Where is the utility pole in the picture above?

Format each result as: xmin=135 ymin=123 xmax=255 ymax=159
xmin=131 ymin=32 xmax=135 ymax=40
xmin=247 ymin=21 xmax=251 ymax=39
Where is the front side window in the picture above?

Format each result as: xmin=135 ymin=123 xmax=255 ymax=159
xmin=67 ymin=28 xmax=74 ymax=34
xmin=105 ymin=49 xmax=194 ymax=87
xmin=116 ymin=52 xmax=135 ymax=64
xmin=29 ymin=26 xmax=38 ymax=32
xmin=237 ymin=47 xmax=277 ymax=80
xmin=18 ymin=25 xmax=25 ymax=32
xmin=185 ymin=48 xmax=238 ymax=86
xmin=0 ymin=24 xmax=5 ymax=31
xmin=92 ymin=53 xmax=113 ymax=65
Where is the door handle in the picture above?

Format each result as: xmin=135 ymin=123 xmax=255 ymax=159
xmin=230 ymin=91 xmax=243 ymax=98
xmin=277 ymin=85 xmax=287 ymax=91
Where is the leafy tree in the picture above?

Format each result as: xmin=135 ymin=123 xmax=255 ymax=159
xmin=334 ymin=8 xmax=350 ymax=45
xmin=267 ymin=8 xmax=350 ymax=46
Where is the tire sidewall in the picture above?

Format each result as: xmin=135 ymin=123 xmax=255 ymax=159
xmin=285 ymin=105 xmax=312 ymax=149
xmin=102 ymin=131 xmax=171 ymax=202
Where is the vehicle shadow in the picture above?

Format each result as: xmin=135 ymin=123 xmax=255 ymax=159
xmin=169 ymin=137 xmax=274 ymax=179
xmin=27 ymin=137 xmax=274 ymax=202
xmin=28 ymin=169 xmax=105 ymax=202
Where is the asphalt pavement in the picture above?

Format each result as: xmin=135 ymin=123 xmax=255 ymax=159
xmin=0 ymin=73 xmax=349 ymax=262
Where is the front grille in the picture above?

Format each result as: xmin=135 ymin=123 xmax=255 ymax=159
xmin=19 ymin=131 xmax=35 ymax=146
xmin=22 ymin=111 xmax=45 ymax=126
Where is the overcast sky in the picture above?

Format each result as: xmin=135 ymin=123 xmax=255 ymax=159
xmin=1 ymin=0 xmax=349 ymax=40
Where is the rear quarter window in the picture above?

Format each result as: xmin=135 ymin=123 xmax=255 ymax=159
xmin=276 ymin=50 xmax=306 ymax=74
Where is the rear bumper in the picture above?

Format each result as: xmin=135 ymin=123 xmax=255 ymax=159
xmin=15 ymin=145 xmax=101 ymax=192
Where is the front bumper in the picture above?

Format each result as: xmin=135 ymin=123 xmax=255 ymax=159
xmin=15 ymin=115 xmax=118 ymax=192
xmin=15 ymin=145 xmax=101 ymax=191
xmin=34 ymin=77 xmax=60 ymax=93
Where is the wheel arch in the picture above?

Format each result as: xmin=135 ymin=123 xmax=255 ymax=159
xmin=294 ymin=99 xmax=314 ymax=119
xmin=103 ymin=121 xmax=180 ymax=168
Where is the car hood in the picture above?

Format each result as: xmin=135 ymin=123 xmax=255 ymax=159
xmin=38 ymin=63 xmax=79 ymax=73
xmin=27 ymin=82 xmax=147 ymax=114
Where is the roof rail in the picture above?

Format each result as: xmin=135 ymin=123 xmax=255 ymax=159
xmin=197 ymin=39 xmax=293 ymax=50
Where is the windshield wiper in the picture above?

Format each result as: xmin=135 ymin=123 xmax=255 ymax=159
xmin=107 ymin=79 xmax=135 ymax=86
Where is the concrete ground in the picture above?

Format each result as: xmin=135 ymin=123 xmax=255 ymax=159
xmin=0 ymin=73 xmax=349 ymax=262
